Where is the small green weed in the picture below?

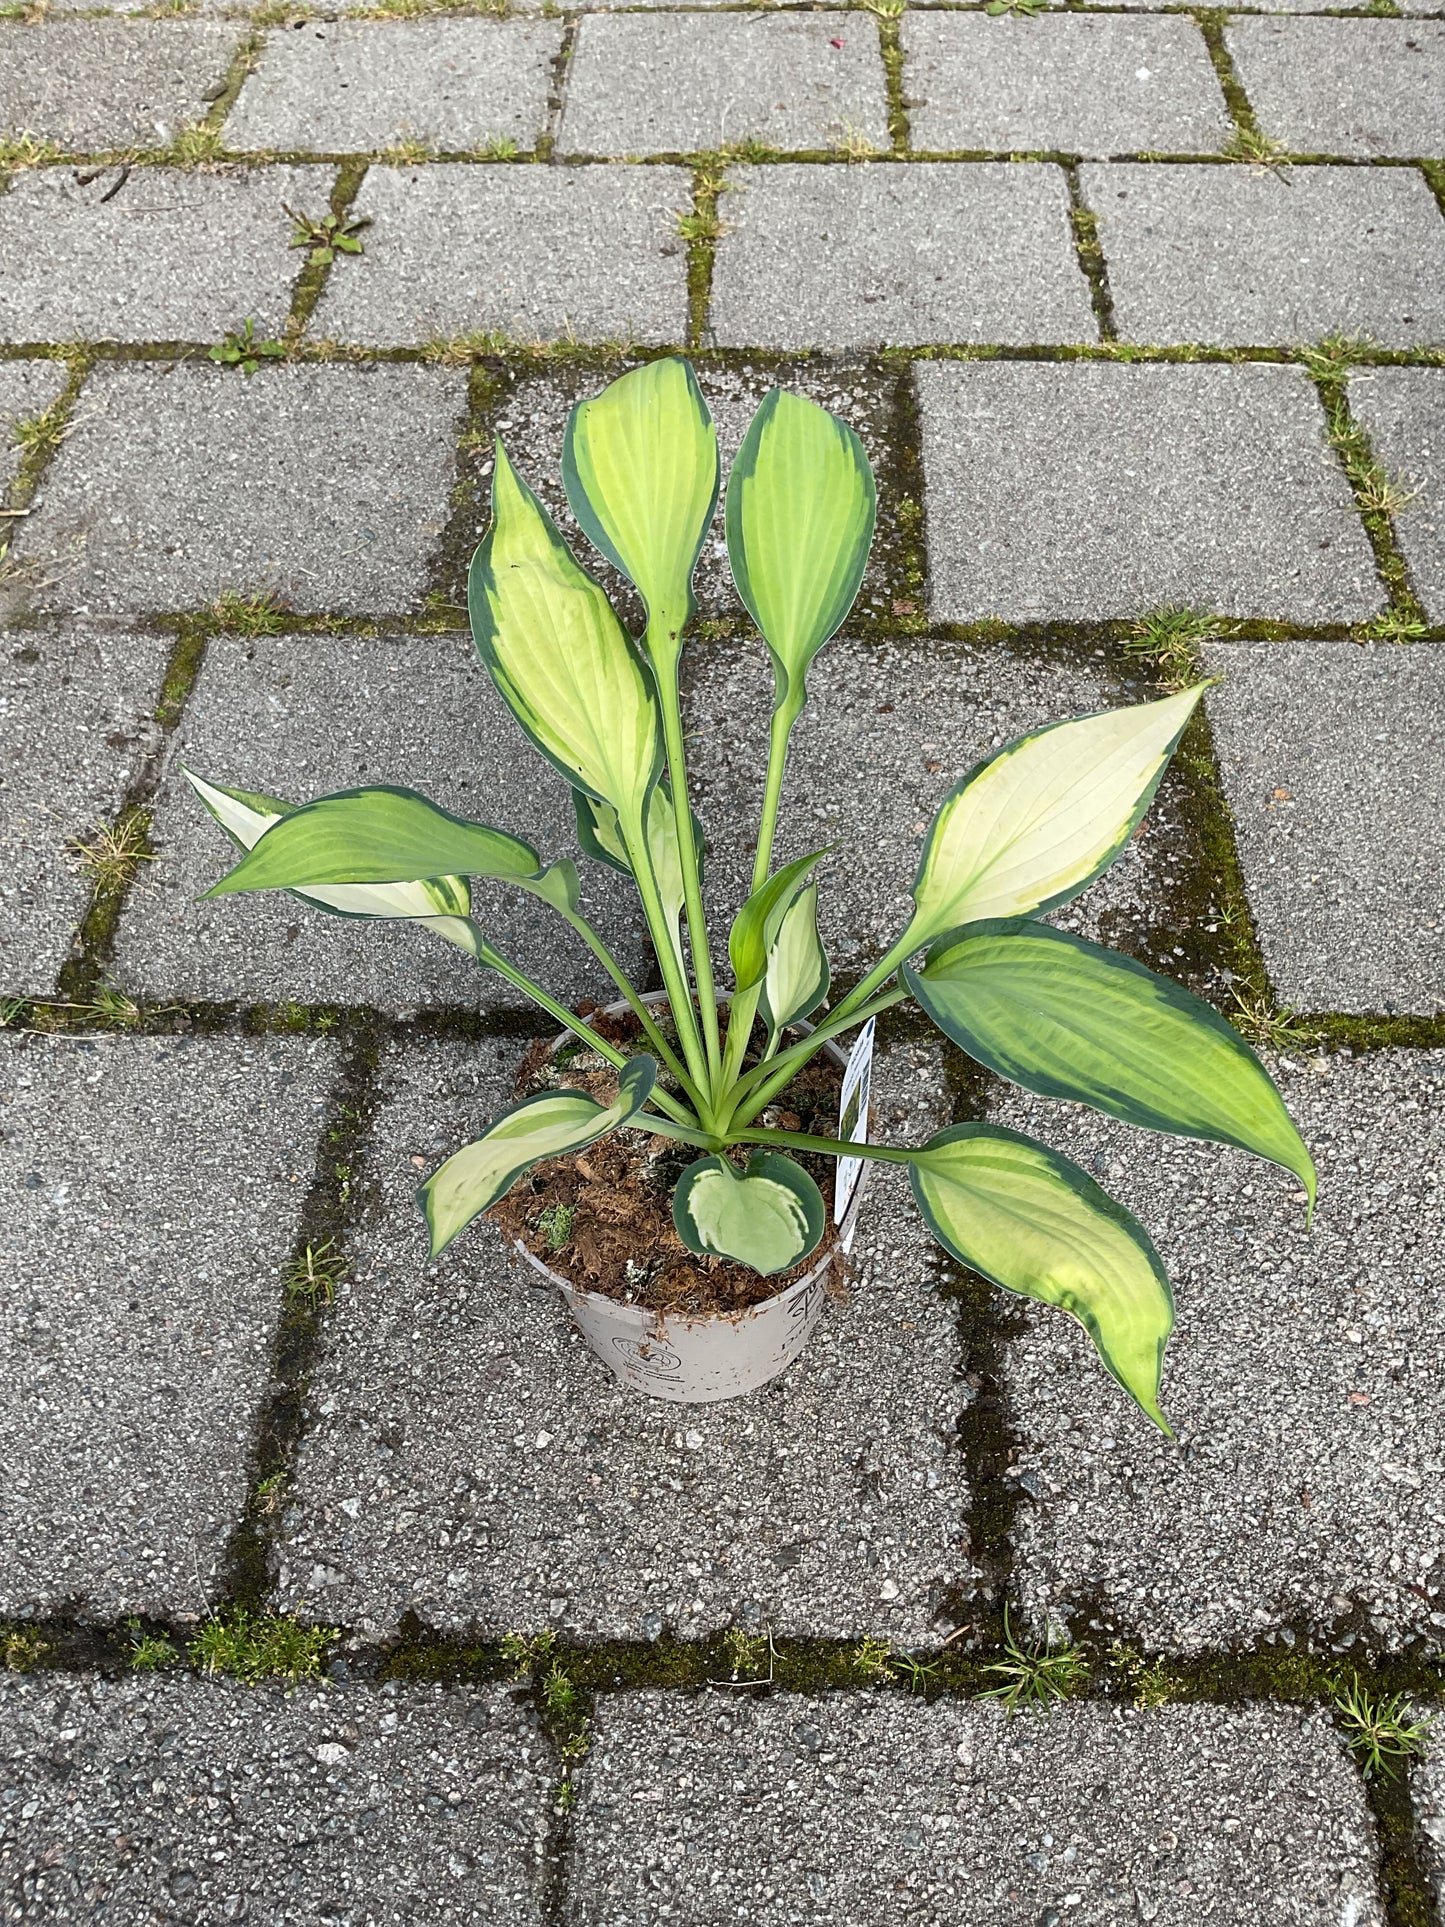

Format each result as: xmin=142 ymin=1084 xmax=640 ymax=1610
xmin=285 ymin=204 xmax=370 ymax=267
xmin=721 ymin=1625 xmax=770 ymax=1681
xmin=500 ymin=1628 xmax=557 ymax=1678
xmin=125 ymin=1618 xmax=179 ymax=1672
xmin=210 ymin=590 xmax=287 ymax=635
xmin=1108 ymin=1642 xmax=1175 ymax=1710
xmin=985 ymin=0 xmax=1043 ymax=16
xmin=536 ymin=1202 xmax=575 ymax=1252
xmin=1222 ymin=127 xmax=1290 ymax=170
xmin=286 ymin=1237 xmax=348 ymax=1313
xmin=891 ymin=1652 xmax=942 ymax=1694
xmin=677 ymin=204 xmax=725 ymax=244
xmin=851 ymin=1635 xmax=894 ymax=1683
xmin=11 ymin=399 xmax=72 ymax=467
xmin=979 ymin=1610 xmax=1088 ymax=1715
xmin=74 ymin=985 xmax=146 ymax=1029
xmin=0 ymin=134 xmax=65 ymax=172
xmin=210 ymin=319 xmax=285 ymax=377
xmin=0 ymin=997 xmax=29 ymax=1029
xmin=541 ymin=1660 xmax=581 ymax=1720
xmin=476 ymin=134 xmax=519 ymax=160
xmin=1331 ymin=1674 xmax=1433 ymax=1780
xmin=858 ymin=0 xmax=904 ymax=16
xmin=1228 ymin=989 xmax=1316 ymax=1053
xmin=189 ymin=1608 xmax=335 ymax=1684
xmin=160 ymin=120 xmax=227 ymax=167
xmin=379 ymin=137 xmax=435 ymax=165
xmin=831 ymin=124 xmax=885 ymax=161
xmin=1355 ymin=610 xmax=1427 ymax=646
xmin=719 ymin=137 xmax=775 ymax=166
xmin=1122 ymin=605 xmax=1223 ymax=691
xmin=68 ymin=813 xmax=152 ymax=894
xmin=2 ymin=1624 xmax=49 ymax=1673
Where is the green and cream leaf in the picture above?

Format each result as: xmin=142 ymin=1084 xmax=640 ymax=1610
xmin=759 ymin=881 xmax=830 ymax=1040
xmin=728 ymin=848 xmax=827 ymax=993
xmin=672 ymin=1150 xmax=825 ymax=1276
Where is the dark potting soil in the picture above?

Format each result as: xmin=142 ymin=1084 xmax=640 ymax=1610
xmin=488 ymin=1006 xmax=847 ymax=1317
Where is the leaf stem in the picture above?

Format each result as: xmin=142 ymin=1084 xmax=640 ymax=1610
xmin=719 ymin=986 xmax=907 ymax=1131
xmin=731 ymin=1126 xmax=917 ymax=1165
xmin=552 ymin=902 xmax=705 ymax=1106
xmin=749 ymin=703 xmax=795 ymax=896
xmin=617 ymin=805 xmax=716 ymax=1117
xmin=651 ymin=621 xmax=723 ymax=1091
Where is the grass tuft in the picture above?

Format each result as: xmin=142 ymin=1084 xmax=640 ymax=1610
xmin=1108 ymin=1642 xmax=1176 ymax=1710
xmin=210 ymin=590 xmax=288 ymax=635
xmin=68 ymin=813 xmax=153 ymax=894
xmin=500 ymin=1628 xmax=557 ymax=1678
xmin=285 ymin=1237 xmax=349 ymax=1313
xmin=0 ymin=133 xmax=65 ymax=173
xmin=189 ymin=1607 xmax=336 ymax=1685
xmin=1222 ymin=127 xmax=1290 ymax=171
xmin=125 ymin=1618 xmax=180 ymax=1672
xmin=1228 ymin=989 xmax=1317 ymax=1053
xmin=1 ymin=1624 xmax=50 ymax=1673
xmin=831 ymin=124 xmax=886 ymax=162
xmin=978 ymin=1610 xmax=1088 ymax=1715
xmin=1122 ymin=605 xmax=1227 ymax=690
xmin=721 ymin=1625 xmax=771 ymax=1681
xmin=1331 ymin=1674 xmax=1433 ymax=1780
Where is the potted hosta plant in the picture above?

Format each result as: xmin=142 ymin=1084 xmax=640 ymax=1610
xmin=188 ymin=358 xmax=1314 ymax=1424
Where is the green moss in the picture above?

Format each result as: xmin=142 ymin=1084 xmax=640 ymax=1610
xmin=1 ymin=1623 xmax=51 ymax=1673
xmin=190 ymin=1607 xmax=336 ymax=1684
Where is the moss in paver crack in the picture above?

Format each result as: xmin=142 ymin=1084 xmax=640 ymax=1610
xmin=189 ymin=1607 xmax=337 ymax=1685
xmin=681 ymin=163 xmax=729 ymax=351
xmin=217 ymin=1023 xmax=383 ymax=1604
xmin=284 ymin=161 xmax=370 ymax=349
xmin=1193 ymin=9 xmax=1265 ymax=143
xmin=3 ymin=356 xmax=86 ymax=533
xmin=1062 ymin=163 xmax=1117 ymax=343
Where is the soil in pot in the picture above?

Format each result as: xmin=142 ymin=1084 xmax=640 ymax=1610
xmin=488 ymin=1006 xmax=847 ymax=1318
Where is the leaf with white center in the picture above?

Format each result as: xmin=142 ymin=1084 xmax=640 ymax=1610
xmin=728 ymin=848 xmax=827 ymax=994
xmin=574 ymin=780 xmax=704 ymax=972
xmin=419 ymin=1054 xmax=658 ymax=1259
xmin=563 ymin=357 xmax=719 ymax=657
xmin=760 ymin=881 xmax=829 ymax=1041
xmin=909 ymin=1123 xmax=1174 ymax=1429
xmin=726 ymin=389 xmax=876 ymax=724
xmin=906 ymin=686 xmax=1206 ymax=951
xmin=468 ymin=441 xmax=662 ymax=825
xmin=904 ymin=919 xmax=1315 ymax=1211
xmin=672 ymin=1150 xmax=825 ymax=1277
xmin=184 ymin=769 xmax=480 ymax=951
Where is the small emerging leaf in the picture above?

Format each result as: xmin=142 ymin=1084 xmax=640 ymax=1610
xmin=672 ymin=1150 xmax=825 ymax=1277
xmin=910 ymin=1123 xmax=1174 ymax=1428
xmin=728 ymin=848 xmax=827 ymax=993
xmin=760 ymin=880 xmax=830 ymax=1040
xmin=420 ymin=1055 xmax=658 ymax=1258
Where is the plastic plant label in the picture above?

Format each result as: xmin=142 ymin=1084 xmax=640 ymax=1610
xmin=834 ymin=1016 xmax=875 ymax=1249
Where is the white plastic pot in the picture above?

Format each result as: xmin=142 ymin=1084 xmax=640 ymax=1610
xmin=512 ymin=998 xmax=870 ymax=1405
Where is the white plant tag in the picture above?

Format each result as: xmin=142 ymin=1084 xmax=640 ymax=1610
xmin=834 ymin=1017 xmax=875 ymax=1251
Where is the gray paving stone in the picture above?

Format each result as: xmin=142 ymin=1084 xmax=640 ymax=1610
xmin=0 ymin=163 xmax=332 ymax=346
xmin=1085 ymin=162 xmax=1445 ymax=348
xmin=0 ymin=1672 xmax=552 ymax=1923
xmin=1001 ymin=1048 xmax=1445 ymax=1655
xmin=275 ymin=1034 xmax=971 ymax=1642
xmin=916 ymin=360 xmax=1381 ymax=623
xmin=557 ymin=13 xmax=891 ymax=157
xmin=0 ymin=359 xmax=67 ymax=491
xmin=1205 ymin=640 xmax=1445 ymax=1015
xmin=1348 ymin=366 xmax=1445 ymax=621
xmin=0 ymin=19 xmax=241 ymax=152
xmin=18 ymin=360 xmax=465 ymax=617
xmin=708 ymin=162 xmax=1096 ymax=350
xmin=225 ymin=19 xmax=562 ymax=154
xmin=0 ymin=1031 xmax=334 ymax=1618
xmin=1226 ymin=18 xmax=1445 ymax=158
xmin=684 ymin=636 xmax=1191 ymax=983
xmin=311 ymin=164 xmax=692 ymax=349
xmin=458 ymin=357 xmax=904 ymax=625
xmin=1418 ymin=1734 xmax=1445 ymax=1915
xmin=1 ymin=629 xmax=168 ymax=995
xmin=113 ymin=630 xmax=650 ymax=1016
xmin=902 ymin=12 xmax=1231 ymax=158
xmin=570 ymin=1694 xmax=1382 ymax=1927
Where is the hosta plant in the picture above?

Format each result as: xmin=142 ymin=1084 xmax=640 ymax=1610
xmin=189 ymin=357 xmax=1314 ymax=1429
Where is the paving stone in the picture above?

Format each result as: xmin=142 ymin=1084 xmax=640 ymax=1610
xmin=275 ymin=1033 xmax=971 ymax=1642
xmin=225 ymin=19 xmax=562 ymax=154
xmin=1 ymin=629 xmax=168 ymax=996
xmin=902 ymin=13 xmax=1231 ymax=158
xmin=1348 ymin=366 xmax=1445 ymax=622
xmin=0 ymin=19 xmax=241 ymax=152
xmin=0 ymin=163 xmax=332 ymax=345
xmin=1418 ymin=1736 xmax=1445 ymax=1915
xmin=0 ymin=1672 xmax=552 ymax=1922
xmin=1000 ymin=1048 xmax=1445 ymax=1655
xmin=456 ymin=356 xmax=905 ymax=625
xmin=916 ymin=360 xmax=1381 ymax=623
xmin=0 ymin=360 xmax=67 ymax=491
xmin=1085 ymin=162 xmax=1445 ymax=348
xmin=18 ymin=360 xmax=465 ymax=618
xmin=557 ymin=13 xmax=891 ymax=157
xmin=1226 ymin=18 xmax=1445 ymax=158
xmin=311 ymin=164 xmax=692 ymax=349
xmin=1204 ymin=640 xmax=1445 ymax=1015
xmin=683 ymin=636 xmax=1192 ymax=983
xmin=570 ymin=1693 xmax=1383 ymax=1927
xmin=708 ymin=162 xmax=1096 ymax=350
xmin=0 ymin=1031 xmax=335 ymax=1618
xmin=113 ymin=630 xmax=650 ymax=1017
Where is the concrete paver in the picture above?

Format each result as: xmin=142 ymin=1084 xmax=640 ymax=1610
xmin=0 ymin=628 xmax=168 ymax=995
xmin=916 ymin=359 xmax=1382 ymax=623
xmin=312 ymin=163 xmax=693 ymax=348
xmin=558 ymin=13 xmax=891 ymax=157
xmin=709 ymin=162 xmax=1096 ymax=349
xmin=1205 ymin=640 xmax=1445 ymax=1015
xmin=17 ymin=360 xmax=467 ymax=617
xmin=274 ymin=1034 xmax=971 ymax=1642
xmin=571 ymin=1694 xmax=1382 ymax=1927
xmin=0 ymin=360 xmax=68 ymax=491
xmin=225 ymin=19 xmax=563 ymax=155
xmin=114 ymin=630 xmax=650 ymax=1017
xmin=0 ymin=1672 xmax=552 ymax=1923
xmin=1002 ymin=1050 xmax=1445 ymax=1654
xmin=0 ymin=1032 xmax=335 ymax=1618
xmin=0 ymin=19 xmax=241 ymax=152
xmin=902 ymin=12 xmax=1231 ymax=158
xmin=1348 ymin=366 xmax=1445 ymax=622
xmin=1418 ymin=1735 xmax=1445 ymax=1917
xmin=0 ymin=163 xmax=332 ymax=345
xmin=1226 ymin=18 xmax=1445 ymax=159
xmin=1085 ymin=162 xmax=1445 ymax=348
